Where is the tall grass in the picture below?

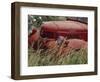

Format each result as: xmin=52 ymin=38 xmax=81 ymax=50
xmin=28 ymin=47 xmax=87 ymax=66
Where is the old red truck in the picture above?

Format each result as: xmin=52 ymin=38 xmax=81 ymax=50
xmin=28 ymin=20 xmax=87 ymax=49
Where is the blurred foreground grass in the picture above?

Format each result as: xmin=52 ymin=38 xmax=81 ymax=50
xmin=28 ymin=47 xmax=87 ymax=66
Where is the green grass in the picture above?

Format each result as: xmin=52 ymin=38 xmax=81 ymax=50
xmin=28 ymin=47 xmax=87 ymax=66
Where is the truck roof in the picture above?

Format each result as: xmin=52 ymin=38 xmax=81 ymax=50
xmin=41 ymin=21 xmax=87 ymax=31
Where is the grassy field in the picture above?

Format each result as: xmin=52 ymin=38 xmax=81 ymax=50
xmin=28 ymin=47 xmax=87 ymax=66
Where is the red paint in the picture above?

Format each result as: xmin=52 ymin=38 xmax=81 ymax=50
xmin=40 ymin=21 xmax=87 ymax=41
xmin=28 ymin=29 xmax=40 ymax=46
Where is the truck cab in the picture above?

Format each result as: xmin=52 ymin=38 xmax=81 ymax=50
xmin=40 ymin=20 xmax=87 ymax=41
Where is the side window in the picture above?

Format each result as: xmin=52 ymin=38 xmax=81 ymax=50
xmin=40 ymin=30 xmax=54 ymax=38
xmin=46 ymin=32 xmax=54 ymax=38
xmin=67 ymin=34 xmax=80 ymax=39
